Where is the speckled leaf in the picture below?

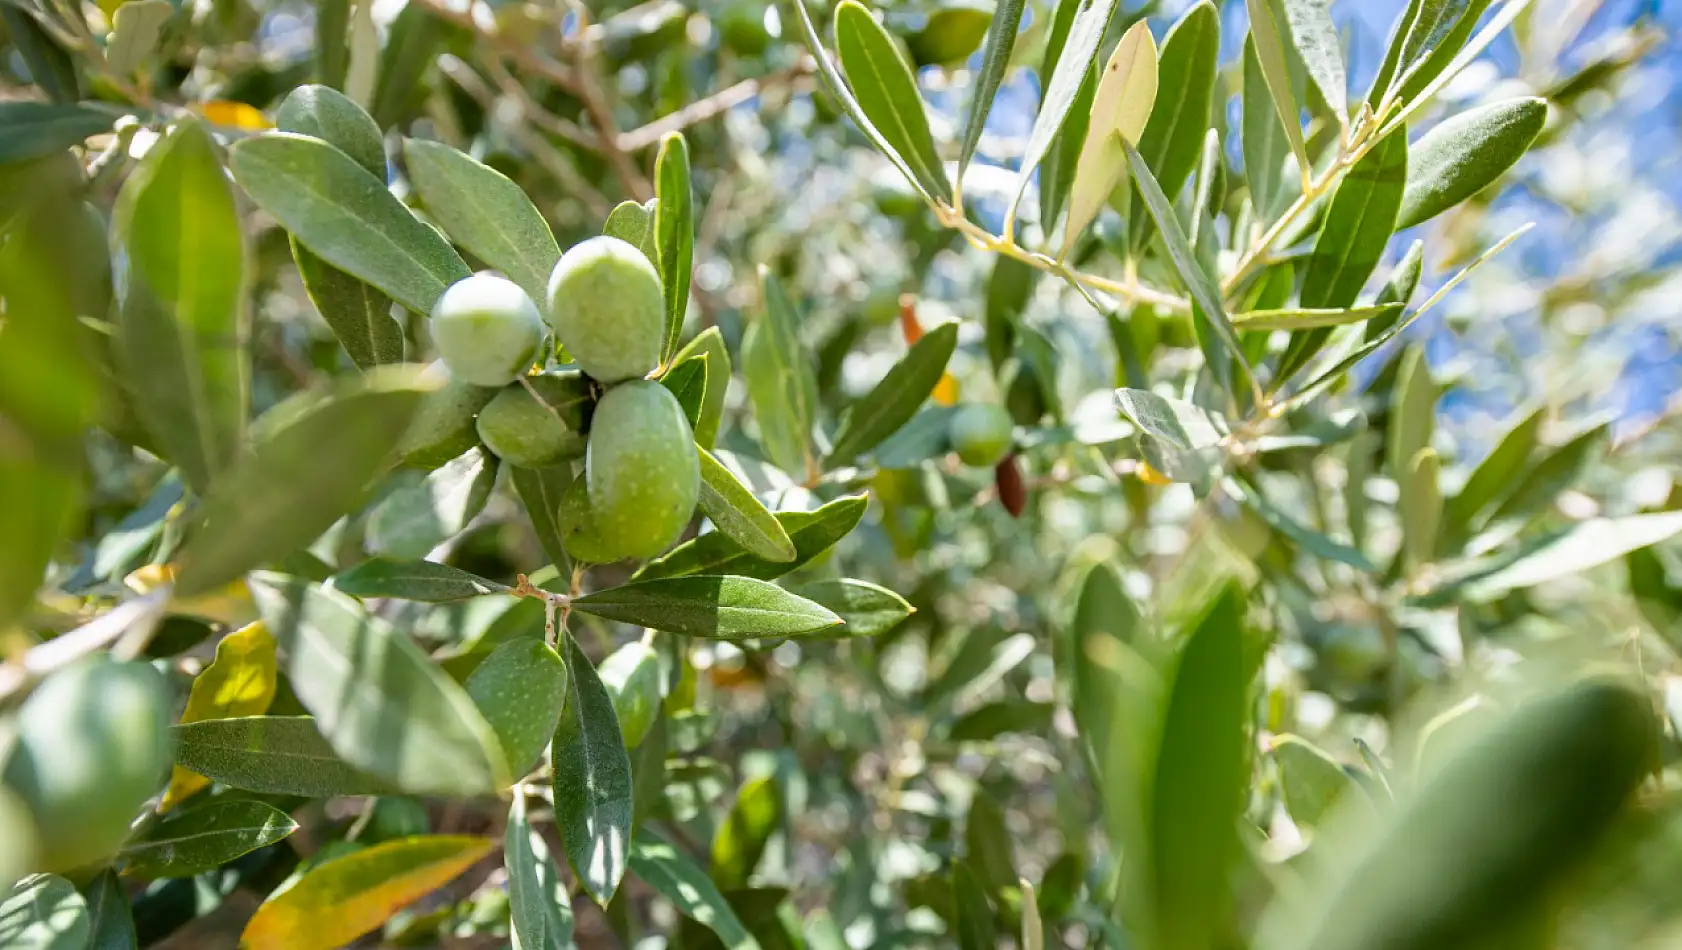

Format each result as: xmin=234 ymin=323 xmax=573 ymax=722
xmin=574 ymin=576 xmax=843 ymax=639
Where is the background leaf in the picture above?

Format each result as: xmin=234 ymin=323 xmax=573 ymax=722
xmin=333 ymin=558 xmax=509 ymax=602
xmin=827 ymin=320 xmax=959 ymax=466
xmin=121 ymin=800 xmax=298 ymax=878
xmin=0 ymin=101 xmax=113 ymax=164
xmin=743 ymin=267 xmax=818 ymax=477
xmin=833 ymin=0 xmax=951 ymax=203
xmin=553 ymin=635 xmax=634 ymax=905
xmin=792 ymin=578 xmax=914 ymax=637
xmin=631 ymin=828 xmax=763 ymax=950
xmin=506 ymin=793 xmax=575 ymax=950
xmin=575 ymin=575 xmax=844 ymax=638
xmin=0 ymin=875 xmax=88 ymax=950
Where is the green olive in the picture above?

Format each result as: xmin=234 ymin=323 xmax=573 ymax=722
xmin=586 ymin=380 xmax=699 ymax=559
xmin=465 ymin=638 xmax=568 ymax=779
xmin=474 ymin=371 xmax=591 ymax=468
xmin=598 ymin=641 xmax=662 ymax=748
xmin=3 ymin=658 xmax=171 ymax=873
xmin=948 ymin=403 xmax=1015 ymax=468
xmin=431 ymin=272 xmax=545 ymax=387
xmin=546 ymin=236 xmax=665 ymax=383
xmin=556 ymin=476 xmax=629 ymax=564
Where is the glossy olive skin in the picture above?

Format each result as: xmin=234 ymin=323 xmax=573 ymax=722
xmin=546 ymin=236 xmax=664 ymax=383
xmin=465 ymin=638 xmax=567 ymax=779
xmin=585 ymin=380 xmax=699 ymax=559
xmin=948 ymin=403 xmax=1015 ymax=468
xmin=3 ymin=658 xmax=172 ymax=873
xmin=431 ymin=272 xmax=545 ymax=387
xmin=474 ymin=370 xmax=591 ymax=468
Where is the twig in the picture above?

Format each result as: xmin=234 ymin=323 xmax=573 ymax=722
xmin=0 ymin=588 xmax=171 ymax=701
xmin=408 ymin=0 xmax=582 ymax=96
xmin=561 ymin=0 xmax=653 ymax=200
xmin=617 ymin=61 xmax=815 ymax=151
xmin=477 ymin=52 xmax=599 ymax=151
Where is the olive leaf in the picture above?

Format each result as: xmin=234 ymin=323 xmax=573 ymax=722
xmin=1231 ymin=304 xmax=1403 ymax=332
xmin=655 ymin=132 xmax=694 ymax=363
xmin=229 ymin=131 xmax=470 ymax=314
xmin=112 ymin=118 xmax=249 ymax=497
xmin=511 ymin=464 xmax=576 ymax=570
xmin=573 ymin=575 xmax=844 ymax=639
xmin=743 ymin=267 xmax=818 ymax=477
xmin=1397 ymin=97 xmax=1546 ymax=229
xmin=333 ymin=557 xmax=509 ymax=602
xmin=832 ymin=0 xmax=951 ymax=204
xmin=366 ymin=446 xmax=498 ymax=560
xmin=699 ymin=447 xmax=798 ymax=563
xmin=403 ymin=137 xmax=561 ymax=304
xmin=793 ymin=578 xmax=913 ymax=637
xmin=826 ymin=320 xmax=959 ymax=467
xmin=1061 ymin=20 xmax=1158 ymax=256
xmin=955 ymin=0 xmax=1026 ymax=178
xmin=0 ymin=101 xmax=113 ymax=165
xmin=277 ymin=84 xmax=385 ymax=178
xmin=1270 ymin=735 xmax=1360 ymax=830
xmin=553 ymin=635 xmax=634 ymax=906
xmin=635 ymin=493 xmax=868 ymax=581
xmin=248 ymin=572 xmax=508 ymax=795
xmin=1125 ymin=2 xmax=1219 ymax=252
xmin=506 ymin=794 xmax=575 ymax=950
xmin=631 ymin=829 xmax=762 ymax=950
xmin=1242 ymin=36 xmax=1294 ymax=219
xmin=120 ymin=800 xmax=298 ymax=878
xmin=172 ymin=716 xmax=399 ymax=797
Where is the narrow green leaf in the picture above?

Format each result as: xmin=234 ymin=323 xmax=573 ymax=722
xmin=1386 ymin=346 xmax=1436 ymax=493
xmin=833 ymin=0 xmax=952 ymax=203
xmin=0 ymin=875 xmax=87 ymax=950
xmin=1278 ymin=0 xmax=1347 ymax=122
xmin=1121 ymin=139 xmax=1253 ymax=395
xmin=1481 ymin=421 xmax=1606 ymax=535
xmin=574 ymin=575 xmax=844 ymax=639
xmin=81 ymin=870 xmax=137 ymax=950
xmin=743 ymin=267 xmax=818 ymax=476
xmin=1365 ymin=0 xmax=1424 ymax=107
xmin=655 ymin=133 xmax=694 ymax=363
xmin=637 ymin=493 xmax=869 ymax=581
xmin=1397 ymin=97 xmax=1546 ymax=229
xmin=1008 ymin=0 xmax=1122 ymax=225
xmin=333 ymin=557 xmax=509 ymax=602
xmin=511 ymin=464 xmax=575 ymax=570
xmin=966 ymin=790 xmax=1016 ymax=897
xmin=369 ymin=2 xmax=458 ymax=127
xmin=1399 ymin=447 xmax=1442 ymax=572
xmin=793 ymin=578 xmax=913 ymax=637
xmin=1270 ymin=735 xmax=1359 ymax=830
xmin=1232 ymin=303 xmax=1402 ymax=331
xmin=121 ymin=800 xmax=298 ymax=878
xmin=956 ymin=0 xmax=1026 ymax=175
xmin=827 ymin=321 xmax=959 ymax=466
xmin=1392 ymin=0 xmax=1495 ymax=106
xmin=1462 ymin=513 xmax=1682 ymax=599
xmin=790 ymin=0 xmax=934 ymax=203
xmin=173 ymin=366 xmax=435 ymax=597
xmin=632 ymin=828 xmax=763 ymax=950
xmin=1277 ymin=128 xmax=1408 ymax=380
xmin=293 ymin=238 xmax=405 ymax=369
xmin=403 ymin=138 xmax=561 ymax=304
xmin=951 ymin=860 xmax=997 ymax=950
xmin=1062 ymin=20 xmax=1158 ymax=254
xmin=604 ymin=198 xmax=656 ymax=261
xmin=712 ymin=774 xmax=783 ymax=891
xmin=1442 ymin=405 xmax=1543 ymax=544
xmin=277 ymin=85 xmax=385 ymax=179
xmin=700 ymin=447 xmax=798 ymax=563
xmin=1245 ymin=1 xmax=1309 ymax=183
xmin=1114 ymin=388 xmax=1227 ymax=451
xmin=314 ymin=0 xmax=351 ymax=89
xmin=661 ymin=354 xmax=709 ymax=430
xmin=553 ymin=635 xmax=634 ymax=905
xmin=1068 ymin=561 xmax=1142 ymax=769
xmin=172 ymin=716 xmax=398 ymax=797
xmin=367 ymin=446 xmax=498 ymax=559
xmin=248 ymin=572 xmax=508 ymax=794
xmin=229 ymin=132 xmax=470 ymax=314
xmin=112 ymin=119 xmax=248 ymax=496
xmin=1387 ymin=0 xmax=1476 ymax=102
xmin=0 ymin=101 xmax=112 ymax=165
xmin=1127 ymin=2 xmax=1219 ymax=251
xmin=672 ymin=326 xmax=732 ymax=447
xmin=1231 ymin=477 xmax=1378 ymax=572
xmin=1379 ymin=0 xmax=1532 ymax=134
xmin=506 ymin=794 xmax=575 ymax=950
xmin=1150 ymin=583 xmax=1248 ymax=950
xmin=1242 ymin=36 xmax=1293 ymax=220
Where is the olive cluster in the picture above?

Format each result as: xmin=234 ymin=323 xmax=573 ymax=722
xmin=418 ymin=235 xmax=699 ymax=563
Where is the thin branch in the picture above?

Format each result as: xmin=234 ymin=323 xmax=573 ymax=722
xmin=562 ymin=0 xmax=653 ymax=200
xmin=617 ymin=61 xmax=815 ymax=151
xmin=0 ymin=589 xmax=171 ymax=701
xmin=408 ymin=0 xmax=582 ymax=96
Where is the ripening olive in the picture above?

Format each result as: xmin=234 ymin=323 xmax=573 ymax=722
xmin=431 ymin=272 xmax=545 ymax=387
xmin=3 ymin=658 xmax=172 ymax=873
xmin=465 ymin=638 xmax=568 ymax=779
xmin=948 ymin=403 xmax=1015 ymax=468
xmin=586 ymin=380 xmax=699 ymax=559
xmin=556 ymin=476 xmax=629 ymax=564
xmin=474 ymin=371 xmax=590 ymax=468
xmin=546 ymin=236 xmax=665 ymax=383
xmin=598 ymin=641 xmax=662 ymax=748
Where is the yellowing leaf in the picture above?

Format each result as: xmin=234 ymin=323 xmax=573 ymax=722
xmin=163 ymin=622 xmax=278 ymax=809
xmin=1136 ymin=460 xmax=1173 ymax=486
xmin=241 ymin=836 xmax=493 ymax=950
xmin=933 ymin=373 xmax=960 ymax=406
xmin=124 ymin=562 xmax=256 ymax=626
xmin=195 ymin=100 xmax=273 ymax=131
xmin=1062 ymin=20 xmax=1159 ymax=255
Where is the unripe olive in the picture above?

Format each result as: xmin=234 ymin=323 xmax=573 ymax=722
xmin=586 ymin=380 xmax=700 ymax=559
xmin=465 ymin=638 xmax=568 ymax=780
xmin=547 ymin=236 xmax=664 ymax=383
xmin=716 ymin=2 xmax=771 ymax=56
xmin=397 ymin=361 xmax=500 ymax=469
xmin=3 ymin=658 xmax=172 ymax=872
xmin=556 ymin=476 xmax=630 ymax=564
xmin=948 ymin=403 xmax=1015 ymax=468
xmin=431 ymin=272 xmax=545 ymax=387
xmin=598 ymin=641 xmax=662 ymax=749
xmin=474 ymin=370 xmax=591 ymax=467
